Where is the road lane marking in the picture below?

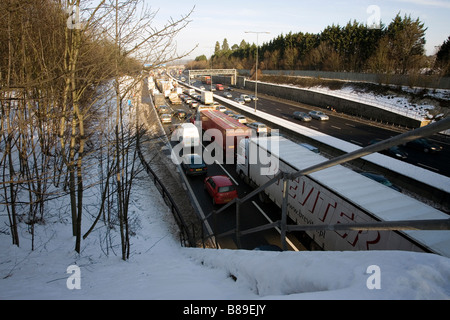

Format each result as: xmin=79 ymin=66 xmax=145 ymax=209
xmin=346 ymin=123 xmax=356 ymax=128
xmin=351 ymin=140 xmax=363 ymax=146
xmin=331 ymin=126 xmax=342 ymax=130
xmin=418 ymin=163 xmax=440 ymax=172
xmin=202 ymin=142 xmax=239 ymax=185
xmin=215 ymin=160 xmax=239 ymax=186
xmin=252 ymin=201 xmax=300 ymax=252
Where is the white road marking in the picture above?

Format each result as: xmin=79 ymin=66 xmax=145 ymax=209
xmin=418 ymin=163 xmax=440 ymax=172
xmin=252 ymin=201 xmax=300 ymax=252
xmin=351 ymin=140 xmax=363 ymax=146
xmin=215 ymin=160 xmax=239 ymax=186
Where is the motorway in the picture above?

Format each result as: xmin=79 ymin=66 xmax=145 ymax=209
xmin=151 ymin=77 xmax=449 ymax=252
xmin=204 ymin=82 xmax=450 ymax=177
xmin=151 ymin=86 xmax=310 ymax=251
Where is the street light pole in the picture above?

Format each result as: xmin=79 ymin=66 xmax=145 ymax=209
xmin=245 ymin=31 xmax=270 ymax=113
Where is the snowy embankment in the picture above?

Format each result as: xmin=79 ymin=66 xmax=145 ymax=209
xmin=306 ymin=85 xmax=437 ymax=121
xmin=1 ymin=171 xmax=449 ymax=300
xmin=1 ymin=79 xmax=449 ymax=301
xmin=252 ymin=79 xmax=449 ymax=121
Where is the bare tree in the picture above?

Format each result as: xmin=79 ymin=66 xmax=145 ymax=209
xmin=78 ymin=0 xmax=195 ymax=260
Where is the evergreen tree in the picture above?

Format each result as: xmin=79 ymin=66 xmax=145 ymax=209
xmin=222 ymin=38 xmax=230 ymax=51
xmin=386 ymin=13 xmax=427 ymax=74
xmin=214 ymin=41 xmax=221 ymax=54
xmin=436 ymin=36 xmax=450 ymax=75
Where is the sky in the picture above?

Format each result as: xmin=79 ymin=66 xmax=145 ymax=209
xmin=142 ymin=0 xmax=450 ymax=60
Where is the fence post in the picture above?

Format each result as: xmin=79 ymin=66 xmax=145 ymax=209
xmin=236 ymin=200 xmax=242 ymax=249
xmin=213 ymin=210 xmax=219 ymax=249
xmin=280 ymin=175 xmax=290 ymax=251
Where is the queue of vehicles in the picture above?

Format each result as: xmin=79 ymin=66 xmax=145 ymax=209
xmin=161 ymin=79 xmax=444 ymax=172
xmin=152 ymin=79 xmax=448 ymax=256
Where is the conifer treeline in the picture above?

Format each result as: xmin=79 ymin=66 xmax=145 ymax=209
xmin=189 ymin=13 xmax=449 ymax=76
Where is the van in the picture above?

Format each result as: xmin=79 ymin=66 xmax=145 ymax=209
xmin=173 ymin=123 xmax=200 ymax=148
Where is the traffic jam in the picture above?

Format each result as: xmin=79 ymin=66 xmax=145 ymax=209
xmin=145 ymin=74 xmax=449 ymax=257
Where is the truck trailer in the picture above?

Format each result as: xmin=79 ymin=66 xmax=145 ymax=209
xmin=236 ymin=136 xmax=450 ymax=257
xmin=199 ymin=110 xmax=252 ymax=162
xmin=201 ymin=91 xmax=214 ymax=105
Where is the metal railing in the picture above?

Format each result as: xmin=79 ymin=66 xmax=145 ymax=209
xmin=202 ymin=117 xmax=450 ymax=252
xmin=137 ymin=142 xmax=196 ymax=248
xmin=137 ymin=79 xmax=197 ymax=248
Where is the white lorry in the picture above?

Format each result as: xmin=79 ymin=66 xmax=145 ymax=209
xmin=201 ymin=91 xmax=214 ymax=105
xmin=236 ymin=135 xmax=450 ymax=257
xmin=172 ymin=123 xmax=200 ymax=149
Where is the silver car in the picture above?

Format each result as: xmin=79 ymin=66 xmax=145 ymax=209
xmin=247 ymin=122 xmax=268 ymax=134
xmin=160 ymin=114 xmax=172 ymax=124
xmin=309 ymin=111 xmax=329 ymax=121
xmin=232 ymin=114 xmax=247 ymax=124
xmin=293 ymin=111 xmax=312 ymax=122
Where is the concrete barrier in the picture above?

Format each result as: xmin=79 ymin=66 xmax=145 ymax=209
xmin=213 ymin=75 xmax=430 ymax=128
xmin=239 ymin=70 xmax=450 ymax=90
xmin=246 ymin=79 xmax=428 ymax=128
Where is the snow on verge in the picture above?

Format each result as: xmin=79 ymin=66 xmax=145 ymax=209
xmin=2 ymin=169 xmax=449 ymax=300
xmin=186 ymin=248 xmax=450 ymax=300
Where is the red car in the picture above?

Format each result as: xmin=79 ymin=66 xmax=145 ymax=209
xmin=204 ymin=176 xmax=238 ymax=205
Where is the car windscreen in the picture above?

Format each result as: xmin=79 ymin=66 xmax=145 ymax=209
xmin=186 ymin=156 xmax=205 ymax=167
xmin=218 ymin=185 xmax=235 ymax=193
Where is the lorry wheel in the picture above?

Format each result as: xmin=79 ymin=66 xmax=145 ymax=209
xmin=238 ymin=171 xmax=250 ymax=185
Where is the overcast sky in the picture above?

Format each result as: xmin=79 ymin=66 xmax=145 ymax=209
xmin=142 ymin=0 xmax=450 ymax=59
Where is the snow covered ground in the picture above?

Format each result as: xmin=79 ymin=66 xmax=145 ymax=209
xmin=307 ymin=85 xmax=436 ymax=120
xmin=251 ymin=79 xmax=449 ymax=122
xmin=1 ymin=171 xmax=449 ymax=301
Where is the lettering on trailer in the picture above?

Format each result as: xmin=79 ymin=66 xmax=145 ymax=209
xmin=288 ymin=176 xmax=382 ymax=250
